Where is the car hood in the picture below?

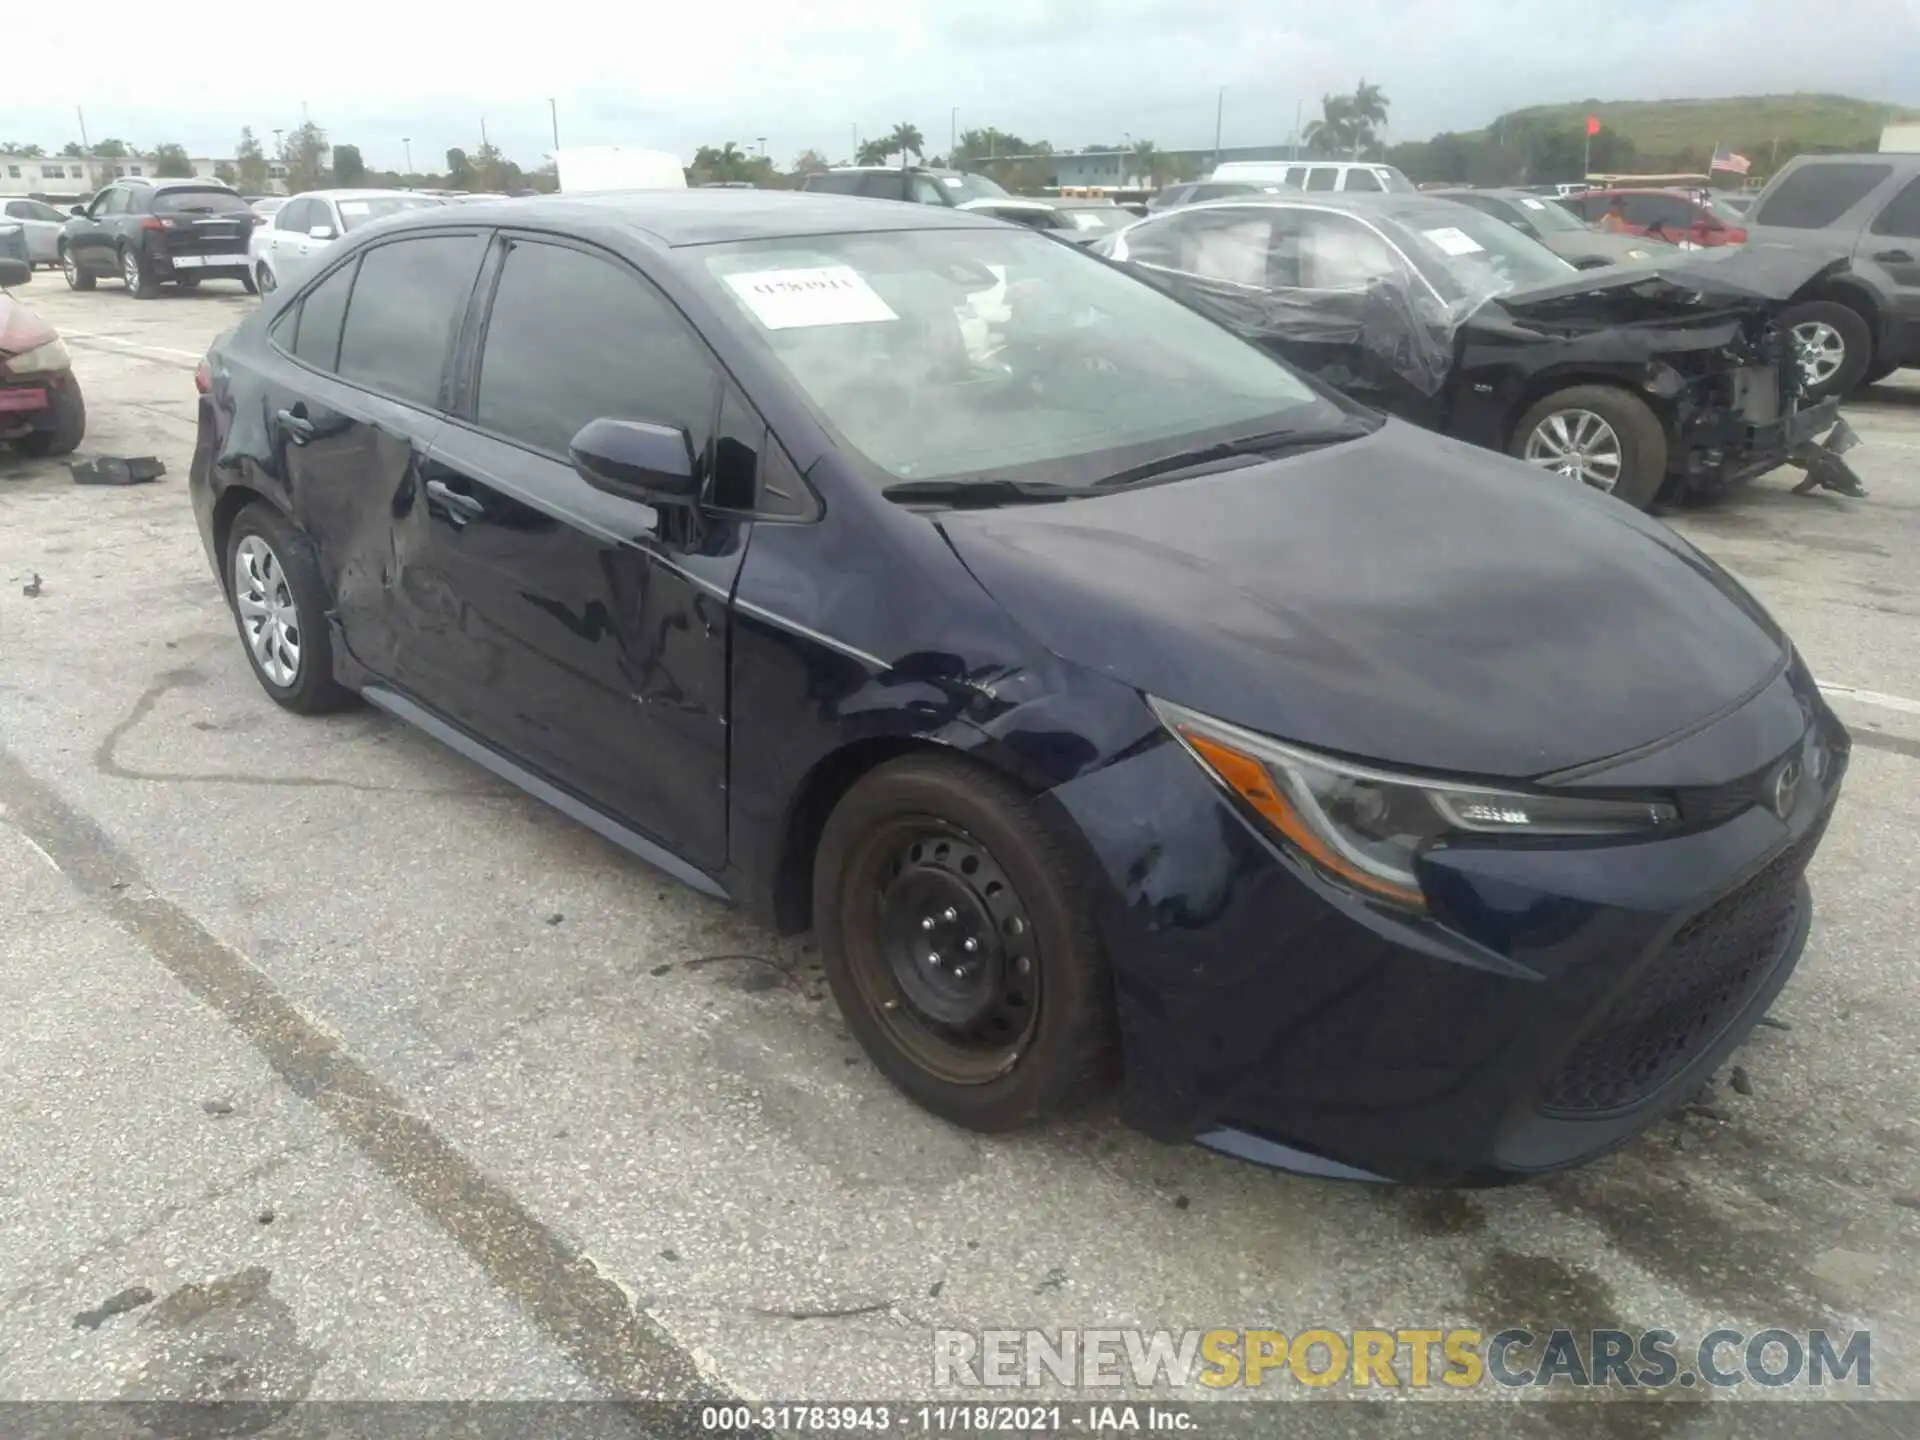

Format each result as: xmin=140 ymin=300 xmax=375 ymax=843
xmin=938 ymin=421 xmax=1788 ymax=779
xmin=1487 ymin=243 xmax=1846 ymax=327
xmin=1537 ymin=230 xmax=1666 ymax=265
xmin=0 ymin=290 xmax=57 ymax=360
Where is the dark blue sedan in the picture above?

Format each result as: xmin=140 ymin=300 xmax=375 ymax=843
xmin=188 ymin=192 xmax=1848 ymax=1183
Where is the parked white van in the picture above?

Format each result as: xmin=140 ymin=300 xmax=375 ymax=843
xmin=1209 ymin=160 xmax=1415 ymax=193
xmin=553 ymin=147 xmax=688 ymax=194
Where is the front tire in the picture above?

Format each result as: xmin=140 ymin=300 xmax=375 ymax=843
xmin=1781 ymin=299 xmax=1871 ymax=402
xmin=1510 ymin=384 xmax=1669 ymax=510
xmin=814 ymin=753 xmax=1116 ymax=1132
xmin=61 ymin=245 xmax=95 ymax=291
xmin=119 ymin=244 xmax=157 ymax=299
xmin=222 ymin=503 xmax=356 ymax=714
xmin=240 ymin=269 xmax=260 ymax=296
xmin=254 ymin=263 xmax=277 ymax=296
xmin=13 ymin=382 xmax=85 ymax=458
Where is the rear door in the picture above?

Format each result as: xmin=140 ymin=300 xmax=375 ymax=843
xmin=416 ymin=231 xmax=744 ymax=863
xmin=1861 ymin=174 xmax=1920 ymax=354
xmin=261 ymin=230 xmax=487 ymax=681
xmin=261 ymin=197 xmax=309 ymax=274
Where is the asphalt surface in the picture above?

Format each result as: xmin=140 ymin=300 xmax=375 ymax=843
xmin=1 ymin=274 xmax=1917 ymax=1428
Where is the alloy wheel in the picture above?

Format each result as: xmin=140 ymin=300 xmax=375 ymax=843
xmin=257 ymin=264 xmax=276 ymax=294
xmin=121 ymin=249 xmax=140 ymax=289
xmin=850 ymin=820 xmax=1042 ymax=1084
xmin=61 ymin=250 xmax=77 ymax=285
xmin=232 ymin=535 xmax=302 ymax=688
xmin=1792 ymin=320 xmax=1845 ymax=390
xmin=1522 ymin=408 xmax=1624 ymax=492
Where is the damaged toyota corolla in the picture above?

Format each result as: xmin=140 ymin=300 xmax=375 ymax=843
xmin=1100 ymin=193 xmax=1864 ymax=509
xmin=190 ymin=193 xmax=1848 ymax=1184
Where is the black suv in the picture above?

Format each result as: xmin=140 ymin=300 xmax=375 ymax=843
xmin=60 ymin=178 xmax=259 ymax=298
xmin=1743 ymin=152 xmax=1920 ymax=398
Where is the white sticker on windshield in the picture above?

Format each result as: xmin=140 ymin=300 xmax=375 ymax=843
xmin=338 ymin=200 xmax=372 ymax=215
xmin=723 ymin=265 xmax=899 ymax=330
xmin=1423 ymin=226 xmax=1486 ymax=256
xmin=941 ymin=176 xmax=963 ymax=188
xmin=1520 ymin=198 xmax=1547 ymax=210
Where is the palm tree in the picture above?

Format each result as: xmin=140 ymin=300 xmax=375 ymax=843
xmin=887 ymin=122 xmax=925 ymax=168
xmin=1129 ymin=138 xmax=1171 ymax=189
xmin=855 ymin=138 xmax=891 ymax=166
xmin=1305 ymin=83 xmax=1391 ymax=159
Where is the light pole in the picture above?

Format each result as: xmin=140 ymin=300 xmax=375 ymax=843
xmin=549 ymin=99 xmax=560 ymax=152
xmin=757 ymin=135 xmax=767 ymax=157
xmin=1213 ymin=87 xmax=1224 ymax=168
xmin=402 ymin=137 xmax=413 ymax=173
xmin=950 ymin=106 xmax=957 ymax=158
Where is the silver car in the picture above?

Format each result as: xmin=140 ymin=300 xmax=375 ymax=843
xmin=247 ymin=189 xmax=445 ymax=294
xmin=3 ymin=198 xmax=68 ymax=268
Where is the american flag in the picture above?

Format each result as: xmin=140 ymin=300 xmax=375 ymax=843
xmin=1711 ymin=146 xmax=1752 ymax=175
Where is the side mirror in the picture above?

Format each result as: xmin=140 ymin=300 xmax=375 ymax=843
xmin=0 ymin=257 xmax=31 ymax=288
xmin=308 ymin=225 xmax=336 ymax=240
xmin=71 ymin=205 xmax=88 ymax=218
xmin=568 ymin=418 xmax=699 ymax=505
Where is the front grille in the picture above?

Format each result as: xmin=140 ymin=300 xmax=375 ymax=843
xmin=1539 ymin=809 xmax=1829 ymax=1116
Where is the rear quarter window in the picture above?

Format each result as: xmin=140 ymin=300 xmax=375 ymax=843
xmin=1754 ymin=163 xmax=1893 ymax=229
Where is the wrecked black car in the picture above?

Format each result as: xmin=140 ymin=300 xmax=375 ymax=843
xmin=1101 ymin=194 xmax=1863 ymax=509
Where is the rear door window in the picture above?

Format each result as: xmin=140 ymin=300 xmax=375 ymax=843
xmin=335 ymin=234 xmax=485 ymax=409
xmin=473 ymin=238 xmax=719 ymax=460
xmin=803 ymin=173 xmax=865 ymax=195
xmin=277 ymin=198 xmax=312 ymax=232
xmin=1754 ymin=163 xmax=1893 ymax=229
xmin=1305 ymin=168 xmax=1339 ymax=192
xmin=1867 ymin=175 xmax=1920 ymax=238
xmin=859 ymin=173 xmax=906 ymax=201
xmin=1283 ymin=168 xmax=1308 ymax=188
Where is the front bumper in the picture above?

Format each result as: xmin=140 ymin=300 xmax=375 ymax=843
xmin=1681 ymin=395 xmax=1851 ymax=492
xmin=1045 ymin=668 xmax=1848 ymax=1184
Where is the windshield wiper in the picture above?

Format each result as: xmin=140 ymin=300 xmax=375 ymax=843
xmin=1093 ymin=420 xmax=1377 ymax=490
xmin=882 ymin=478 xmax=1084 ymax=508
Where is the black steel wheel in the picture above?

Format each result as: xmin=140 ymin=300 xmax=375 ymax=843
xmin=815 ymin=753 xmax=1116 ymax=1131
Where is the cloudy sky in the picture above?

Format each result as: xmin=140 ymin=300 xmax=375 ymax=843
xmin=7 ymin=0 xmax=1917 ymax=169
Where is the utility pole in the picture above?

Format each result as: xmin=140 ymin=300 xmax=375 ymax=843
xmin=851 ymin=123 xmax=858 ymax=161
xmin=1213 ymin=87 xmax=1224 ymax=169
xmin=1292 ymin=99 xmax=1303 ymax=161
xmin=757 ymin=135 xmax=767 ymax=157
xmin=549 ymin=99 xmax=560 ymax=152
xmin=480 ymin=116 xmax=490 ymax=150
xmin=950 ymin=106 xmax=958 ymax=157
xmin=403 ymin=137 xmax=413 ymax=173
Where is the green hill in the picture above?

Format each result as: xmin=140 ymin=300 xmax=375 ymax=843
xmin=1474 ymin=92 xmax=1917 ymax=160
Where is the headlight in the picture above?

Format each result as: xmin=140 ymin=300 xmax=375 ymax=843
xmin=1150 ymin=697 xmax=1678 ymax=912
xmin=5 ymin=338 xmax=71 ymax=374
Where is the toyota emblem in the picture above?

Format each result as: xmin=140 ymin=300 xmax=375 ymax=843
xmin=1769 ymin=758 xmax=1803 ymax=818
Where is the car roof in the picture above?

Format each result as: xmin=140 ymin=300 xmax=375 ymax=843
xmin=375 ymin=189 xmax=1010 ymax=247
xmin=1176 ymin=192 xmax=1459 ymax=222
xmin=823 ymin=165 xmax=965 ymax=177
xmin=114 ymin=177 xmax=239 ymax=191
xmin=297 ymin=188 xmax=443 ymax=202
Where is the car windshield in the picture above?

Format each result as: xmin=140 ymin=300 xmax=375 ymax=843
xmin=336 ymin=195 xmax=444 ymax=231
xmin=1396 ymin=206 xmax=1576 ymax=298
xmin=699 ymin=227 xmax=1343 ymax=488
xmin=1706 ymin=196 xmax=1750 ymax=225
xmin=1505 ymin=195 xmax=1589 ymax=232
xmin=940 ymin=172 xmax=1010 ymax=203
xmin=154 ymin=189 xmax=252 ymax=216
xmin=12 ymin=199 xmax=65 ymax=222
xmin=1065 ymin=208 xmax=1132 ymax=232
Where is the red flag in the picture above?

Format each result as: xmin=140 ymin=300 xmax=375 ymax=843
xmin=1586 ymin=115 xmax=1601 ymax=137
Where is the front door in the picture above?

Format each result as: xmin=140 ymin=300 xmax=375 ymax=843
xmin=406 ymin=232 xmax=741 ymax=867
xmin=72 ymin=187 xmax=120 ymax=270
xmin=1861 ymin=174 xmax=1920 ymax=346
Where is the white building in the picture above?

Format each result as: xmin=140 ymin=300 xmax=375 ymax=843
xmin=1 ymin=151 xmax=238 ymax=203
xmin=1880 ymin=123 xmax=1920 ymax=154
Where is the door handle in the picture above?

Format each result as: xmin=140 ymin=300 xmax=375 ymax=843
xmin=1873 ymin=249 xmax=1913 ymax=264
xmin=275 ymin=408 xmax=314 ymax=443
xmin=425 ymin=478 xmax=486 ymax=519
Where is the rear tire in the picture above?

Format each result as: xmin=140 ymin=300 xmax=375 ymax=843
xmin=813 ymin=753 xmax=1116 ymax=1133
xmin=1509 ymin=384 xmax=1669 ymax=511
xmin=119 ymin=244 xmax=158 ymax=299
xmin=61 ymin=245 xmax=95 ymax=291
xmin=13 ymin=382 xmax=86 ymax=458
xmin=1780 ymin=299 xmax=1871 ymax=402
xmin=222 ymin=503 xmax=357 ymax=715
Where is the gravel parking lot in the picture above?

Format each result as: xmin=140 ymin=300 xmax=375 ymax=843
xmin=2 ymin=280 xmax=1917 ymax=1426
